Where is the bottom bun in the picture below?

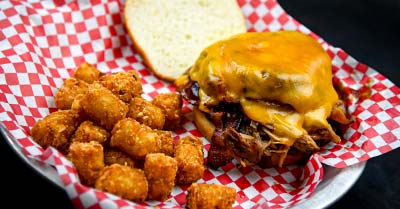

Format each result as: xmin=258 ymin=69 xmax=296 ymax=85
xmin=193 ymin=107 xmax=215 ymax=142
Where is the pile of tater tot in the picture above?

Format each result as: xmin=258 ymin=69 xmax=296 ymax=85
xmin=30 ymin=63 xmax=236 ymax=209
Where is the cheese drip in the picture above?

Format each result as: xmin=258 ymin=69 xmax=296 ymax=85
xmin=189 ymin=31 xmax=339 ymax=144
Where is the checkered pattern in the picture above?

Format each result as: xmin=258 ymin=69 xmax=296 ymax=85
xmin=1 ymin=0 xmax=399 ymax=208
xmin=316 ymin=47 xmax=400 ymax=167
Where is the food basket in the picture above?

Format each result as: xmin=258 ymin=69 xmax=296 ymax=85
xmin=0 ymin=0 xmax=399 ymax=208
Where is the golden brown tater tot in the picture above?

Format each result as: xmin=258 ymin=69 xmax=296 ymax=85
xmin=186 ymin=183 xmax=236 ymax=209
xmin=152 ymin=93 xmax=183 ymax=130
xmin=68 ymin=141 xmax=105 ymax=186
xmin=30 ymin=110 xmax=80 ymax=153
xmin=127 ymin=97 xmax=165 ymax=129
xmin=155 ymin=129 xmax=175 ymax=157
xmin=80 ymin=83 xmax=128 ymax=130
xmin=104 ymin=148 xmax=136 ymax=168
xmin=55 ymin=77 xmax=89 ymax=110
xmin=95 ymin=164 xmax=148 ymax=202
xmin=110 ymin=118 xmax=160 ymax=159
xmin=73 ymin=62 xmax=102 ymax=84
xmin=99 ymin=70 xmax=142 ymax=103
xmin=144 ymin=153 xmax=178 ymax=200
xmin=71 ymin=120 xmax=109 ymax=145
xmin=175 ymin=136 xmax=204 ymax=184
xmin=70 ymin=93 xmax=89 ymax=120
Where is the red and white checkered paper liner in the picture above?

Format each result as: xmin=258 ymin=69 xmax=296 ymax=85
xmin=0 ymin=0 xmax=399 ymax=208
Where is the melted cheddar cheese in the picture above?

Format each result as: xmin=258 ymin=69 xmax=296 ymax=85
xmin=189 ymin=31 xmax=338 ymax=146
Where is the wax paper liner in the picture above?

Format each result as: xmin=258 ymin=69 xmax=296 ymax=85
xmin=0 ymin=0 xmax=399 ymax=208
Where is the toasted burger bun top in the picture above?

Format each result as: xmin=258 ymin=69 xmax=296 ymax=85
xmin=185 ymin=31 xmax=340 ymax=147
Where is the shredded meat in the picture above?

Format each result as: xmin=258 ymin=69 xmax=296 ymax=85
xmin=207 ymin=143 xmax=232 ymax=169
xmin=178 ymin=81 xmax=350 ymax=168
xmin=179 ymin=80 xmax=199 ymax=105
xmin=225 ymin=127 xmax=268 ymax=167
xmin=293 ymin=135 xmax=319 ymax=153
xmin=330 ymin=100 xmax=352 ymax=124
xmin=206 ymin=103 xmax=271 ymax=167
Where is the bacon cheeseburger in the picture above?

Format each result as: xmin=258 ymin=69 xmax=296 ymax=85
xmin=175 ymin=31 xmax=350 ymax=168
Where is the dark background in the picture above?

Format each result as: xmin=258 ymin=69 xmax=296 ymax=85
xmin=1 ymin=0 xmax=400 ymax=208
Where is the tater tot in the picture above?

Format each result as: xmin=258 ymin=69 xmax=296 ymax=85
xmin=99 ymin=70 xmax=143 ymax=103
xmin=95 ymin=164 xmax=148 ymax=202
xmin=70 ymin=93 xmax=85 ymax=112
xmin=30 ymin=110 xmax=80 ymax=153
xmin=175 ymin=136 xmax=204 ymax=184
xmin=104 ymin=148 xmax=136 ymax=168
xmin=55 ymin=77 xmax=89 ymax=110
xmin=155 ymin=130 xmax=175 ymax=157
xmin=68 ymin=141 xmax=105 ymax=186
xmin=110 ymin=118 xmax=160 ymax=159
xmin=152 ymin=93 xmax=183 ymax=130
xmin=186 ymin=183 xmax=236 ymax=209
xmin=127 ymin=97 xmax=165 ymax=129
xmin=144 ymin=153 xmax=178 ymax=200
xmin=73 ymin=62 xmax=102 ymax=84
xmin=80 ymin=83 xmax=128 ymax=130
xmin=71 ymin=120 xmax=109 ymax=145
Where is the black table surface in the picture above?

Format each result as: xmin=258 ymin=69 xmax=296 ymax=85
xmin=1 ymin=0 xmax=400 ymax=208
